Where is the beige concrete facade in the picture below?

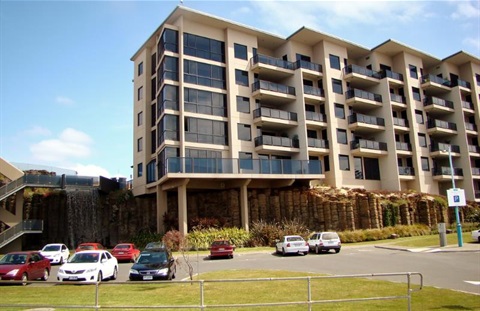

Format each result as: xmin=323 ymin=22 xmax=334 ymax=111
xmin=131 ymin=6 xmax=480 ymax=234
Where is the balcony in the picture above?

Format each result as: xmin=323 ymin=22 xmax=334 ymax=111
xmin=303 ymin=85 xmax=325 ymax=102
xmin=399 ymin=166 xmax=415 ymax=179
xmin=396 ymin=142 xmax=412 ymax=155
xmin=390 ymin=93 xmax=407 ymax=108
xmin=421 ymin=74 xmax=451 ymax=94
xmin=462 ymin=101 xmax=475 ymax=115
xmin=254 ymin=135 xmax=300 ymax=154
xmin=294 ymin=60 xmax=322 ymax=78
xmin=427 ymin=119 xmax=457 ymax=136
xmin=250 ymin=54 xmax=295 ymax=79
xmin=472 ymin=167 xmax=480 ymax=178
xmin=380 ymin=69 xmax=404 ymax=85
xmin=465 ymin=122 xmax=478 ymax=135
xmin=393 ymin=117 xmax=409 ymax=133
xmin=432 ymin=166 xmax=464 ymax=181
xmin=307 ymin=138 xmax=329 ymax=155
xmin=429 ymin=143 xmax=461 ymax=158
xmin=469 ymin=145 xmax=480 ymax=157
xmin=348 ymin=113 xmax=385 ymax=133
xmin=350 ymin=139 xmax=388 ymax=157
xmin=164 ymin=158 xmax=323 ymax=176
xmin=252 ymin=80 xmax=296 ymax=103
xmin=305 ymin=111 xmax=327 ymax=128
xmin=451 ymin=78 xmax=471 ymax=92
xmin=423 ymin=96 xmax=454 ymax=114
xmin=345 ymin=89 xmax=383 ymax=109
xmin=253 ymin=107 xmax=298 ymax=129
xmin=343 ymin=64 xmax=381 ymax=87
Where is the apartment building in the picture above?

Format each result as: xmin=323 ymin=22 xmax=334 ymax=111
xmin=131 ymin=6 xmax=480 ymax=234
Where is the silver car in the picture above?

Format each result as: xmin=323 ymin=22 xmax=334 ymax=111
xmin=307 ymin=232 xmax=341 ymax=254
xmin=275 ymin=235 xmax=309 ymax=256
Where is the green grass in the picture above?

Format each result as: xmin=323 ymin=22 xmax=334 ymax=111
xmin=360 ymin=231 xmax=475 ymax=248
xmin=1 ymin=270 xmax=479 ymax=311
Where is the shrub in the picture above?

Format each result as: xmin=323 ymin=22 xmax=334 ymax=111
xmin=162 ymin=230 xmax=186 ymax=251
xmin=187 ymin=227 xmax=251 ymax=250
xmin=248 ymin=219 xmax=310 ymax=247
xmin=129 ymin=230 xmax=163 ymax=249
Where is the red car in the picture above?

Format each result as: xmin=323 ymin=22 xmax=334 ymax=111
xmin=0 ymin=251 xmax=51 ymax=284
xmin=111 ymin=243 xmax=140 ymax=262
xmin=75 ymin=243 xmax=105 ymax=253
xmin=209 ymin=240 xmax=235 ymax=259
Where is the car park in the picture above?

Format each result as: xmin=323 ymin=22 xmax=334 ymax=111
xmin=275 ymin=235 xmax=309 ymax=256
xmin=40 ymin=243 xmax=70 ymax=264
xmin=0 ymin=251 xmax=51 ymax=284
xmin=111 ymin=243 xmax=140 ymax=262
xmin=307 ymin=232 xmax=342 ymax=254
xmin=75 ymin=242 xmax=105 ymax=253
xmin=209 ymin=239 xmax=235 ymax=259
xmin=57 ymin=250 xmax=118 ymax=282
xmin=472 ymin=229 xmax=480 ymax=242
xmin=129 ymin=248 xmax=176 ymax=281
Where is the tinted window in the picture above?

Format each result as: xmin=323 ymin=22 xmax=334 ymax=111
xmin=332 ymin=78 xmax=343 ymax=94
xmin=234 ymin=43 xmax=248 ymax=60
xmin=335 ymin=103 xmax=345 ymax=119
xmin=329 ymin=54 xmax=341 ymax=70
xmin=418 ymin=133 xmax=427 ymax=147
xmin=235 ymin=69 xmax=249 ymax=86
xmin=337 ymin=129 xmax=347 ymax=144
xmin=421 ymin=157 xmax=430 ymax=171
xmin=339 ymin=155 xmax=350 ymax=170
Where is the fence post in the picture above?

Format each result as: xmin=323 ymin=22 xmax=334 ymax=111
xmin=95 ymin=282 xmax=100 ymax=310
xmin=200 ymin=280 xmax=205 ymax=311
xmin=407 ymin=273 xmax=411 ymax=311
xmin=307 ymin=276 xmax=312 ymax=311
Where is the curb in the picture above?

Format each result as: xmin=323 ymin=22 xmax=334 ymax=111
xmin=374 ymin=245 xmax=480 ymax=253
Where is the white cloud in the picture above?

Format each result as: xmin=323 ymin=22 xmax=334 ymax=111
xmin=451 ymin=0 xmax=480 ymax=20
xmin=71 ymin=163 xmax=112 ymax=178
xmin=30 ymin=128 xmax=92 ymax=162
xmin=22 ymin=125 xmax=52 ymax=137
xmin=55 ymin=96 xmax=75 ymax=106
xmin=463 ymin=37 xmax=480 ymax=53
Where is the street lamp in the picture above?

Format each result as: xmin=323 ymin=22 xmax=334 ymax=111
xmin=447 ymin=145 xmax=463 ymax=247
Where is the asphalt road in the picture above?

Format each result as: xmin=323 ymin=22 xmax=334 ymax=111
xmin=46 ymin=245 xmax=480 ymax=295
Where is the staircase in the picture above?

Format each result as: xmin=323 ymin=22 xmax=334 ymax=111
xmin=0 ymin=220 xmax=43 ymax=249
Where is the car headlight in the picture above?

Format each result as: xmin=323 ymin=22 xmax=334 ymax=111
xmin=86 ymin=267 xmax=98 ymax=273
xmin=59 ymin=269 xmax=65 ymax=274
xmin=157 ymin=268 xmax=168 ymax=275
xmin=129 ymin=269 xmax=139 ymax=274
xmin=6 ymin=269 xmax=19 ymax=276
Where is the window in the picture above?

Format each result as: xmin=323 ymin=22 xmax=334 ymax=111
xmin=476 ymin=74 xmax=480 ymax=86
xmin=296 ymin=54 xmax=311 ymax=62
xmin=234 ymin=43 xmax=248 ymax=60
xmin=364 ymin=158 xmax=380 ymax=180
xmin=137 ymin=111 xmax=143 ymax=126
xmin=138 ymin=62 xmax=144 ymax=76
xmin=158 ymin=85 xmax=179 ymax=116
xmin=421 ymin=157 xmax=430 ymax=171
xmin=151 ymin=130 xmax=156 ymax=154
xmin=183 ymin=33 xmax=225 ymax=62
xmin=337 ymin=129 xmax=347 ymax=144
xmin=137 ymin=86 xmax=144 ymax=100
xmin=354 ymin=157 xmax=363 ymax=179
xmin=184 ymin=59 xmax=226 ymax=89
xmin=236 ymin=96 xmax=250 ymax=113
xmin=332 ymin=78 xmax=343 ymax=94
xmin=324 ymin=155 xmax=330 ymax=172
xmin=412 ymin=87 xmax=421 ymax=101
xmin=409 ymin=65 xmax=418 ymax=79
xmin=237 ymin=124 xmax=251 ymax=141
xmin=418 ymin=133 xmax=427 ymax=147
xmin=158 ymin=56 xmax=179 ymax=85
xmin=334 ymin=103 xmax=345 ymax=119
xmin=146 ymin=160 xmax=156 ymax=183
xmin=184 ymin=88 xmax=227 ymax=117
xmin=185 ymin=117 xmax=228 ymax=145
xmin=158 ymin=28 xmax=178 ymax=55
xmin=329 ymin=54 xmax=341 ymax=70
xmin=339 ymin=155 xmax=350 ymax=170
xmin=415 ymin=110 xmax=424 ymax=124
xmin=239 ymin=152 xmax=253 ymax=170
xmin=235 ymin=69 xmax=249 ymax=86
xmin=158 ymin=114 xmax=179 ymax=145
xmin=151 ymin=104 xmax=156 ymax=127
xmin=151 ymin=78 xmax=156 ymax=101
xmin=137 ymin=163 xmax=143 ymax=177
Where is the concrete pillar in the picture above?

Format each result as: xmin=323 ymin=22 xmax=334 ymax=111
xmin=156 ymin=185 xmax=167 ymax=234
xmin=240 ymin=180 xmax=251 ymax=232
xmin=178 ymin=182 xmax=188 ymax=235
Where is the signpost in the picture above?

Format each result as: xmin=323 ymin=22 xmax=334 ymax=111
xmin=446 ymin=188 xmax=464 ymax=247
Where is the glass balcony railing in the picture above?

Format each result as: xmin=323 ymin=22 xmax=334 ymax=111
xmin=379 ymin=69 xmax=404 ymax=81
xmin=251 ymin=54 xmax=295 ymax=70
xmin=345 ymin=89 xmax=382 ymax=103
xmin=390 ymin=93 xmax=406 ymax=104
xmin=433 ymin=167 xmax=463 ymax=176
xmin=465 ymin=123 xmax=477 ymax=131
xmin=303 ymin=85 xmax=325 ymax=97
xmin=393 ymin=117 xmax=409 ymax=128
xmin=421 ymin=74 xmax=451 ymax=87
xmin=294 ymin=60 xmax=322 ymax=73
xmin=253 ymin=107 xmax=297 ymax=122
xmin=468 ymin=145 xmax=480 ymax=153
xmin=472 ymin=167 xmax=480 ymax=176
xmin=252 ymin=80 xmax=296 ymax=96
xmin=344 ymin=64 xmax=382 ymax=79
xmin=396 ymin=142 xmax=412 ymax=151
xmin=427 ymin=119 xmax=457 ymax=131
xmin=423 ymin=96 xmax=454 ymax=109
xmin=307 ymin=138 xmax=329 ymax=149
xmin=165 ymin=158 xmax=322 ymax=175
xmin=429 ymin=142 xmax=460 ymax=153
xmin=305 ymin=111 xmax=327 ymax=123
xmin=350 ymin=139 xmax=388 ymax=151
xmin=451 ymin=78 xmax=471 ymax=89
xmin=462 ymin=101 xmax=474 ymax=110
xmin=399 ymin=166 xmax=415 ymax=176
xmin=348 ymin=113 xmax=385 ymax=126
xmin=254 ymin=135 xmax=300 ymax=148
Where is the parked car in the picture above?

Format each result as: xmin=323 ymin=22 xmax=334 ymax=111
xmin=0 ymin=251 xmax=51 ymax=284
xmin=75 ymin=242 xmax=105 ymax=253
xmin=111 ymin=243 xmax=140 ymax=262
xmin=275 ymin=235 xmax=309 ymax=256
xmin=144 ymin=242 xmax=165 ymax=250
xmin=209 ymin=240 xmax=235 ymax=259
xmin=472 ymin=229 xmax=480 ymax=242
xmin=129 ymin=248 xmax=176 ymax=281
xmin=307 ymin=232 xmax=342 ymax=254
xmin=40 ymin=243 xmax=70 ymax=264
xmin=57 ymin=250 xmax=118 ymax=282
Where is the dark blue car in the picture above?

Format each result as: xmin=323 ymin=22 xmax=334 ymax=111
xmin=128 ymin=248 xmax=176 ymax=281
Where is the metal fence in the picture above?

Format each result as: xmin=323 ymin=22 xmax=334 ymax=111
xmin=1 ymin=272 xmax=423 ymax=311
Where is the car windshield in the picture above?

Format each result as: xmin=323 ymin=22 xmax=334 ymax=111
xmin=70 ymin=253 xmax=100 ymax=263
xmin=145 ymin=242 xmax=164 ymax=249
xmin=212 ymin=241 xmax=229 ymax=246
xmin=323 ymin=233 xmax=339 ymax=240
xmin=137 ymin=252 xmax=167 ymax=264
xmin=286 ymin=236 xmax=304 ymax=242
xmin=115 ymin=244 xmax=130 ymax=250
xmin=43 ymin=245 xmax=61 ymax=252
xmin=0 ymin=254 xmax=27 ymax=264
xmin=79 ymin=245 xmax=94 ymax=250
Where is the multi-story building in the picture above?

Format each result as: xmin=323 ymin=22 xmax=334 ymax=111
xmin=131 ymin=6 xmax=480 ymax=234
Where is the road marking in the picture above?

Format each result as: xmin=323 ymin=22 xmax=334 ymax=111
xmin=464 ymin=281 xmax=480 ymax=286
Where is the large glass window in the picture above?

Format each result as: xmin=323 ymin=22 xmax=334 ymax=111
xmin=184 ymin=88 xmax=227 ymax=117
xmin=236 ymin=96 xmax=250 ymax=113
xmin=239 ymin=152 xmax=253 ymax=170
xmin=185 ymin=117 xmax=228 ymax=146
xmin=332 ymin=78 xmax=343 ymax=94
xmin=329 ymin=54 xmax=341 ymax=70
xmin=157 ymin=114 xmax=179 ymax=145
xmin=184 ymin=60 xmax=226 ymax=89
xmin=158 ymin=28 xmax=178 ymax=56
xmin=158 ymin=56 xmax=179 ymax=86
xmin=184 ymin=33 xmax=225 ymax=62
xmin=158 ymin=85 xmax=179 ymax=117
xmin=364 ymin=158 xmax=380 ymax=180
xmin=146 ymin=160 xmax=156 ymax=184
xmin=158 ymin=147 xmax=180 ymax=177
xmin=237 ymin=124 xmax=251 ymax=141
xmin=334 ymin=103 xmax=345 ymax=119
xmin=418 ymin=133 xmax=427 ymax=147
xmin=337 ymin=129 xmax=347 ymax=144
xmin=235 ymin=69 xmax=249 ymax=86
xmin=412 ymin=87 xmax=421 ymax=101
xmin=421 ymin=157 xmax=430 ymax=171
xmin=339 ymin=155 xmax=350 ymax=171
xmin=409 ymin=64 xmax=418 ymax=79
xmin=234 ymin=43 xmax=248 ymax=60
xmin=354 ymin=157 xmax=363 ymax=179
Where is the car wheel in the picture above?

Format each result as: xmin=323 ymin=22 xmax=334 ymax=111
xmin=335 ymin=248 xmax=341 ymax=254
xmin=315 ymin=245 xmax=320 ymax=254
xmin=60 ymin=256 xmax=64 ymax=264
xmin=21 ymin=273 xmax=28 ymax=286
xmin=282 ymin=248 xmax=286 ymax=256
xmin=97 ymin=271 xmax=103 ymax=282
xmin=172 ymin=267 xmax=176 ymax=280
xmin=110 ymin=267 xmax=118 ymax=280
xmin=41 ymin=268 xmax=49 ymax=281
xmin=303 ymin=251 xmax=308 ymax=256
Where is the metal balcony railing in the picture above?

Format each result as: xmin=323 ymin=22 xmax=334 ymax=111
xmin=393 ymin=117 xmax=409 ymax=128
xmin=421 ymin=74 xmax=451 ymax=86
xmin=451 ymin=78 xmax=471 ymax=89
xmin=303 ymin=85 xmax=325 ymax=97
xmin=469 ymin=145 xmax=480 ymax=153
xmin=307 ymin=138 xmax=329 ymax=149
xmin=396 ymin=142 xmax=412 ymax=151
xmin=423 ymin=96 xmax=454 ymax=109
xmin=345 ymin=89 xmax=382 ymax=103
xmin=294 ymin=60 xmax=322 ymax=73
xmin=0 ymin=220 xmax=43 ymax=248
xmin=251 ymin=54 xmax=295 ymax=70
xmin=433 ymin=167 xmax=463 ymax=176
xmin=252 ymin=80 xmax=296 ymax=96
xmin=472 ymin=168 xmax=480 ymax=176
xmin=427 ymin=119 xmax=457 ymax=131
xmin=350 ymin=139 xmax=388 ymax=151
xmin=253 ymin=107 xmax=297 ymax=122
xmin=462 ymin=101 xmax=474 ymax=110
xmin=379 ymin=69 xmax=404 ymax=81
xmin=390 ymin=93 xmax=406 ymax=104
xmin=254 ymin=135 xmax=299 ymax=148
xmin=305 ymin=111 xmax=327 ymax=123
xmin=430 ymin=142 xmax=460 ymax=153
xmin=344 ymin=64 xmax=382 ymax=79
xmin=399 ymin=166 xmax=415 ymax=176
xmin=465 ymin=123 xmax=477 ymax=131
xmin=348 ymin=113 xmax=385 ymax=126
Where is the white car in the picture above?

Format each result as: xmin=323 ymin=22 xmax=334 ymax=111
xmin=472 ymin=229 xmax=480 ymax=243
xmin=307 ymin=232 xmax=341 ymax=254
xmin=57 ymin=250 xmax=118 ymax=282
xmin=40 ymin=243 xmax=70 ymax=264
xmin=275 ymin=235 xmax=309 ymax=256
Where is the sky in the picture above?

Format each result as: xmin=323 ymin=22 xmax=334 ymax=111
xmin=0 ymin=0 xmax=479 ymax=179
